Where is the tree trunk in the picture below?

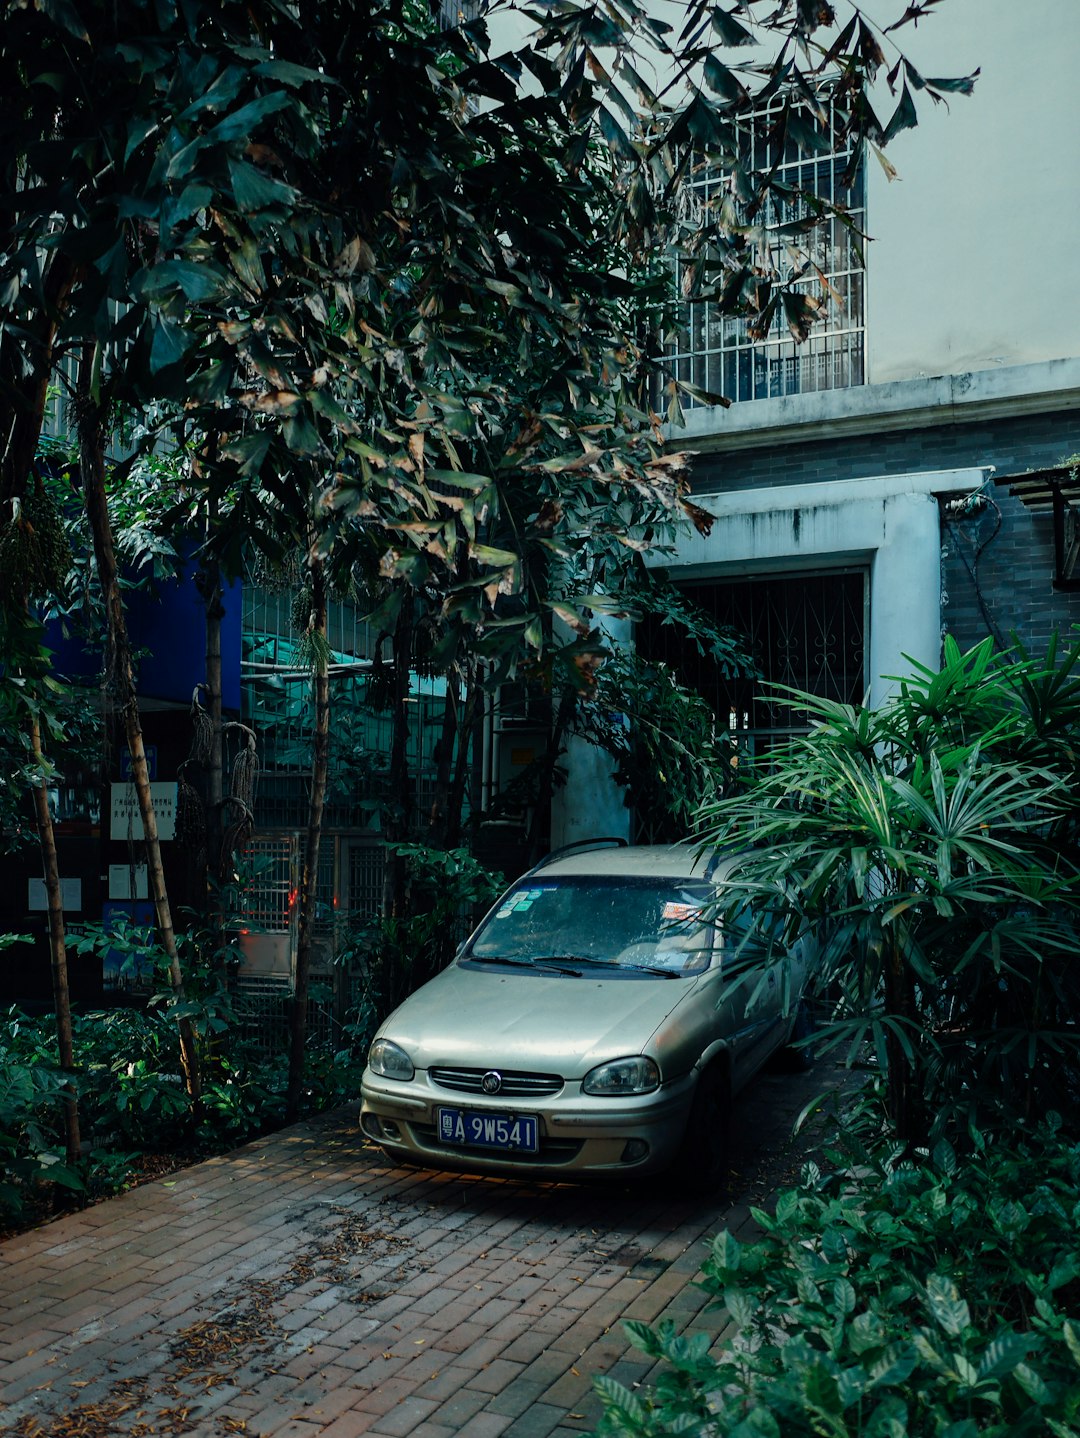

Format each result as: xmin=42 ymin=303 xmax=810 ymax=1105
xmin=204 ymin=558 xmax=226 ymax=881
xmin=29 ymin=715 xmax=81 ymax=1169
xmin=882 ymin=927 xmax=918 ymax=1148
xmin=286 ymin=553 xmax=330 ymax=1123
xmin=77 ymin=364 xmax=201 ymax=1102
xmin=199 ymin=487 xmax=226 ymax=886
xmin=445 ymin=663 xmax=479 ymax=851
xmin=383 ymin=595 xmax=414 ymax=920
xmin=428 ymin=668 xmax=460 ymax=847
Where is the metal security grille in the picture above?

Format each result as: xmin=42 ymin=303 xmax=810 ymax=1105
xmin=241 ymin=585 xmax=447 ymax=831
xmin=315 ymin=841 xmax=337 ymax=938
xmin=636 ymin=570 xmax=867 ymax=742
xmin=438 ymin=0 xmax=482 ymax=28
xmin=348 ymin=842 xmax=386 ymax=924
xmin=242 ymin=586 xmax=383 ymax=669
xmin=231 ymin=975 xmax=337 ymax=1054
xmin=668 ymin=102 xmax=865 ymax=405
xmin=240 ymin=836 xmax=294 ymax=931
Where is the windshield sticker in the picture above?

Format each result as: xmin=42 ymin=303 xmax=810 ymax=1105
xmin=495 ymin=888 xmax=546 ymax=917
xmin=662 ymin=902 xmax=701 ymax=923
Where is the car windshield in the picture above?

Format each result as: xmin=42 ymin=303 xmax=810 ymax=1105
xmin=465 ymin=877 xmax=716 ymax=976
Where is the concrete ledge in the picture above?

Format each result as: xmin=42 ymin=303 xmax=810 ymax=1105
xmin=668 ymin=358 xmax=1080 ymax=454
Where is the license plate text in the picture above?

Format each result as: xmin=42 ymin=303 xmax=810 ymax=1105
xmin=437 ymin=1107 xmax=539 ymax=1153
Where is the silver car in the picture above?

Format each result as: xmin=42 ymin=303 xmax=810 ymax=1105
xmin=359 ymin=841 xmax=813 ymax=1186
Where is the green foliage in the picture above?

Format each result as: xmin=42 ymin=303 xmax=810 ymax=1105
xmin=0 ymin=996 xmax=364 ymax=1225
xmin=0 ymin=477 xmax=73 ymax=605
xmin=566 ymin=578 xmax=756 ymax=839
xmin=697 ymin=636 xmax=1080 ymax=1144
xmin=578 ymin=652 xmax=733 ymax=840
xmin=0 ymin=1007 xmax=84 ymax=1217
xmin=595 ymin=1111 xmax=1080 ymax=1438
xmin=1 ymin=0 xmax=976 ymax=687
xmin=347 ymin=844 xmax=505 ymax=1022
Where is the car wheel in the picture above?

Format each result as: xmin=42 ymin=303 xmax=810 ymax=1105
xmin=677 ymin=1063 xmax=731 ymax=1193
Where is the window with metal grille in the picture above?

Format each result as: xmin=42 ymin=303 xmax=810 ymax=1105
xmin=668 ymin=101 xmax=865 ymax=406
xmin=438 ymin=0 xmax=482 ymax=29
xmin=636 ymin=570 xmax=867 ymax=741
xmin=241 ymin=584 xmax=450 ymax=831
xmin=348 ymin=842 xmax=386 ymax=924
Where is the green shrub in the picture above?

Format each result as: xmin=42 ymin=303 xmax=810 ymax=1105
xmin=0 ymin=1009 xmax=83 ymax=1216
xmin=595 ymin=1111 xmax=1080 ymax=1437
xmin=0 ymin=998 xmax=364 ymax=1226
xmin=697 ymin=635 xmax=1080 ymax=1147
xmin=345 ymin=843 xmax=505 ymax=1022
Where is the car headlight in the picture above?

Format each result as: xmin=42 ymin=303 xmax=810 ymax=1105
xmin=582 ymin=1056 xmax=660 ymax=1096
xmin=368 ymin=1038 xmax=415 ymax=1081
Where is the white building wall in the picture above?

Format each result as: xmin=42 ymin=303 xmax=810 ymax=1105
xmin=866 ymin=0 xmax=1080 ymax=384
xmin=653 ymin=468 xmax=991 ymax=707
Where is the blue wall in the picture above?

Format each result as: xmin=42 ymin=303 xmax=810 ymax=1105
xmin=47 ymin=564 xmax=242 ymax=710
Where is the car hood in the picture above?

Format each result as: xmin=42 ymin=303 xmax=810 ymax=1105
xmin=376 ymin=962 xmax=702 ymax=1077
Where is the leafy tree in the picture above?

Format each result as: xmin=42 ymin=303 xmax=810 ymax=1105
xmin=2 ymin=0 xmax=975 ymax=1104
xmin=0 ymin=603 xmax=84 ymax=1166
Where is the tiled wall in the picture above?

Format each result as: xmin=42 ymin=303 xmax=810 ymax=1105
xmin=688 ymin=409 xmax=1080 ymax=660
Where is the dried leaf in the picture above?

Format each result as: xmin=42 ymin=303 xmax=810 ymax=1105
xmin=680 ymin=499 xmax=715 ymax=537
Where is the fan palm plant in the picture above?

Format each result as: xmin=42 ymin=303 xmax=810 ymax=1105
xmin=697 ymin=635 xmax=1080 ymax=1147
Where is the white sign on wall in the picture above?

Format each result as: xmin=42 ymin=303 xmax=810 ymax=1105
xmin=109 ymin=782 xmax=177 ymax=841
xmin=28 ymin=878 xmax=82 ymax=912
xmin=108 ymin=864 xmax=149 ymax=900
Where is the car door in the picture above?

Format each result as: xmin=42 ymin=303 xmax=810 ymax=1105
xmin=722 ymin=907 xmax=788 ymax=1088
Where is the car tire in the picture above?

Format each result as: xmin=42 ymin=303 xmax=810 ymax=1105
xmin=677 ymin=1063 xmax=731 ymax=1194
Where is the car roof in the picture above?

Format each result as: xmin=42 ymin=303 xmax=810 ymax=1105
xmin=525 ymin=843 xmax=730 ymax=883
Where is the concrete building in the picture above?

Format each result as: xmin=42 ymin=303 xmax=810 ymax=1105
xmin=555 ymin=0 xmax=1080 ymax=842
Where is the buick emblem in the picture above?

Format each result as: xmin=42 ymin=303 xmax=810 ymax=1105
xmin=481 ymin=1071 xmax=503 ymax=1095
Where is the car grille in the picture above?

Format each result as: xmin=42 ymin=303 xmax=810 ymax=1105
xmin=429 ymin=1066 xmax=563 ymax=1098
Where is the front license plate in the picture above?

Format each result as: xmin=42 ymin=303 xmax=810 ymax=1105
xmin=437 ymin=1106 xmax=539 ymax=1153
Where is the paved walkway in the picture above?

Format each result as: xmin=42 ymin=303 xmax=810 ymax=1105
xmin=0 ymin=1061 xmax=843 ymax=1438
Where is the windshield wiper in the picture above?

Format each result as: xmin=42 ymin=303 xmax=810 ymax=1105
xmin=526 ymin=954 xmax=617 ymax=976
xmin=468 ymin=954 xmax=540 ymax=968
xmin=468 ymin=954 xmax=681 ymax=979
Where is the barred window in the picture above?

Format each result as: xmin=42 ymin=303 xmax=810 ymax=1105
xmin=437 ymin=0 xmax=482 ymax=30
xmin=668 ymin=99 xmax=865 ymax=406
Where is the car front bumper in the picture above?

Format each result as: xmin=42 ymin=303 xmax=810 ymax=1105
xmin=359 ymin=1067 xmax=697 ymax=1178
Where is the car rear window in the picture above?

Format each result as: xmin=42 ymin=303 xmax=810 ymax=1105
xmin=465 ymin=877 xmax=717 ymax=975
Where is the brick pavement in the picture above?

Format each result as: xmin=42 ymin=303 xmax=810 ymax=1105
xmin=0 ymin=1061 xmax=844 ymax=1438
